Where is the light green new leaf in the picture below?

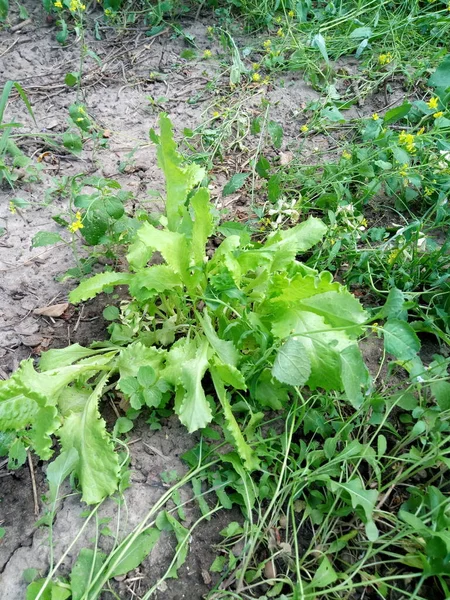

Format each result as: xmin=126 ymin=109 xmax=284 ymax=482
xmin=211 ymin=369 xmax=258 ymax=470
xmin=190 ymin=187 xmax=214 ymax=265
xmin=156 ymin=113 xmax=205 ymax=231
xmin=70 ymin=272 xmax=133 ymax=304
xmin=198 ymin=310 xmax=238 ymax=367
xmin=109 ymin=529 xmax=160 ymax=577
xmin=39 ymin=344 xmax=114 ymax=371
xmin=58 ymin=374 xmax=120 ymax=504
xmin=272 ymin=310 xmax=353 ymax=390
xmin=263 ymin=216 xmax=327 ymax=267
xmin=70 ymin=548 xmax=106 ymax=600
xmin=0 ymin=378 xmax=38 ymax=430
xmin=176 ymin=340 xmax=213 ymax=432
xmin=272 ymin=337 xmax=311 ymax=387
xmin=27 ymin=406 xmax=60 ymax=460
xmin=128 ymin=265 xmax=182 ymax=301
xmin=117 ymin=342 xmax=165 ymax=380
xmin=47 ymin=447 xmax=79 ymax=503
xmin=127 ymin=222 xmax=189 ymax=280
xmin=383 ymin=319 xmax=420 ymax=360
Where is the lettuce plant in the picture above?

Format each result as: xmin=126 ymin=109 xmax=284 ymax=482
xmin=0 ymin=114 xmax=369 ymax=503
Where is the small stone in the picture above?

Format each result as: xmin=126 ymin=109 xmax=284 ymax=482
xmin=20 ymin=334 xmax=44 ymax=347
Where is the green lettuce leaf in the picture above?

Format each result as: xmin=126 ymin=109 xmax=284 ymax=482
xmin=70 ymin=272 xmax=133 ymax=304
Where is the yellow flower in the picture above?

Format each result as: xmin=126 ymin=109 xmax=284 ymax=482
xmin=203 ymin=49 xmax=212 ymax=58
xmin=252 ymin=72 xmax=261 ymax=82
xmin=378 ymin=52 xmax=393 ymax=65
xmin=417 ymin=126 xmax=425 ymax=135
xmin=300 ymin=124 xmax=309 ymax=132
xmin=212 ymin=111 xmax=220 ymax=118
xmin=206 ymin=26 xmax=214 ymax=35
xmin=342 ymin=150 xmax=352 ymax=160
xmin=54 ymin=0 xmax=63 ymax=7
xmin=360 ymin=217 xmax=368 ymax=227
xmin=275 ymin=16 xmax=282 ymax=23
xmin=70 ymin=0 xmax=86 ymax=10
xmin=427 ymin=97 xmax=439 ymax=110
xmin=104 ymin=7 xmax=113 ymax=16
xmin=262 ymin=76 xmax=270 ymax=85
xmin=433 ymin=111 xmax=444 ymax=118
xmin=263 ymin=39 xmax=272 ymax=51
xmin=372 ymin=113 xmax=379 ymax=121
xmin=371 ymin=322 xmax=379 ymax=332
xmin=276 ymin=28 xmax=284 ymax=37
xmin=252 ymin=62 xmax=260 ymax=70
xmin=424 ymin=187 xmax=433 ymax=197
xmin=388 ymin=249 xmax=401 ymax=265
xmin=9 ymin=201 xmax=16 ymax=214
xmin=68 ymin=211 xmax=84 ymax=233
xmin=288 ymin=10 xmax=295 ymax=17
xmin=399 ymin=130 xmax=416 ymax=153
xmin=399 ymin=163 xmax=408 ymax=177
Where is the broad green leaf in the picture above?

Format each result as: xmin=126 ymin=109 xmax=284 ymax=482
xmin=8 ymin=438 xmax=27 ymax=469
xmin=70 ymin=272 xmax=133 ymax=304
xmin=0 ymin=377 xmax=38 ymax=429
xmin=350 ymin=26 xmax=372 ymax=39
xmin=311 ymin=33 xmax=329 ymax=64
xmin=32 ymin=231 xmax=63 ymax=247
xmin=211 ymin=369 xmax=259 ymax=470
xmin=190 ymin=187 xmax=214 ymax=265
xmin=340 ymin=344 xmax=370 ymax=408
xmin=267 ymin=120 xmax=283 ymax=149
xmin=0 ymin=0 xmax=8 ymax=21
xmin=176 ymin=340 xmax=213 ymax=432
xmin=47 ymin=448 xmax=79 ymax=503
xmin=429 ymin=54 xmax=450 ymax=88
xmin=383 ymin=319 xmax=420 ymax=360
xmin=330 ymin=478 xmax=378 ymax=537
xmin=212 ymin=362 xmax=247 ymax=390
xmin=127 ymin=223 xmax=189 ymax=280
xmin=63 ymin=132 xmax=83 ymax=155
xmin=27 ymin=406 xmax=59 ymax=460
xmin=383 ymin=102 xmax=411 ymax=125
xmin=117 ymin=342 xmax=165 ymax=380
xmin=109 ymin=528 xmax=160 ymax=577
xmin=321 ymin=106 xmax=345 ymax=122
xmin=273 ymin=311 xmax=351 ymax=389
xmin=39 ymin=344 xmax=114 ymax=371
xmin=158 ymin=512 xmax=189 ymax=578
xmin=26 ymin=580 xmax=70 ymax=600
xmin=198 ymin=310 xmax=238 ymax=367
xmin=58 ymin=374 xmax=120 ymax=504
xmin=155 ymin=113 xmax=205 ymax=231
xmin=253 ymin=369 xmax=289 ymax=409
xmin=128 ymin=265 xmax=182 ymax=301
xmin=272 ymin=337 xmax=311 ymax=387
xmin=377 ymin=287 xmax=405 ymax=320
xmin=311 ymin=556 xmax=338 ymax=588
xmin=70 ymin=548 xmax=106 ymax=600
xmin=223 ymin=172 xmax=249 ymax=197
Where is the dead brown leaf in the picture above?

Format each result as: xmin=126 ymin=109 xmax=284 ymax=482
xmin=33 ymin=303 xmax=69 ymax=317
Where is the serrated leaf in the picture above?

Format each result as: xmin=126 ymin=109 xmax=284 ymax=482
xmin=156 ymin=113 xmax=205 ymax=231
xmin=198 ymin=310 xmax=238 ymax=367
xmin=39 ymin=345 xmax=113 ymax=371
xmin=128 ymin=265 xmax=182 ymax=301
xmin=190 ymin=187 xmax=214 ymax=265
xmin=211 ymin=369 xmax=258 ymax=470
xmin=27 ymin=406 xmax=59 ymax=460
xmin=272 ymin=337 xmax=311 ymax=386
xmin=69 ymin=272 xmax=133 ymax=304
xmin=223 ymin=172 xmax=249 ymax=197
xmin=47 ymin=448 xmax=79 ymax=503
xmin=58 ymin=374 xmax=120 ymax=504
xmin=70 ymin=548 xmax=106 ymax=600
xmin=383 ymin=319 xmax=420 ymax=360
xmin=109 ymin=528 xmax=160 ymax=577
xmin=176 ymin=340 xmax=213 ymax=432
